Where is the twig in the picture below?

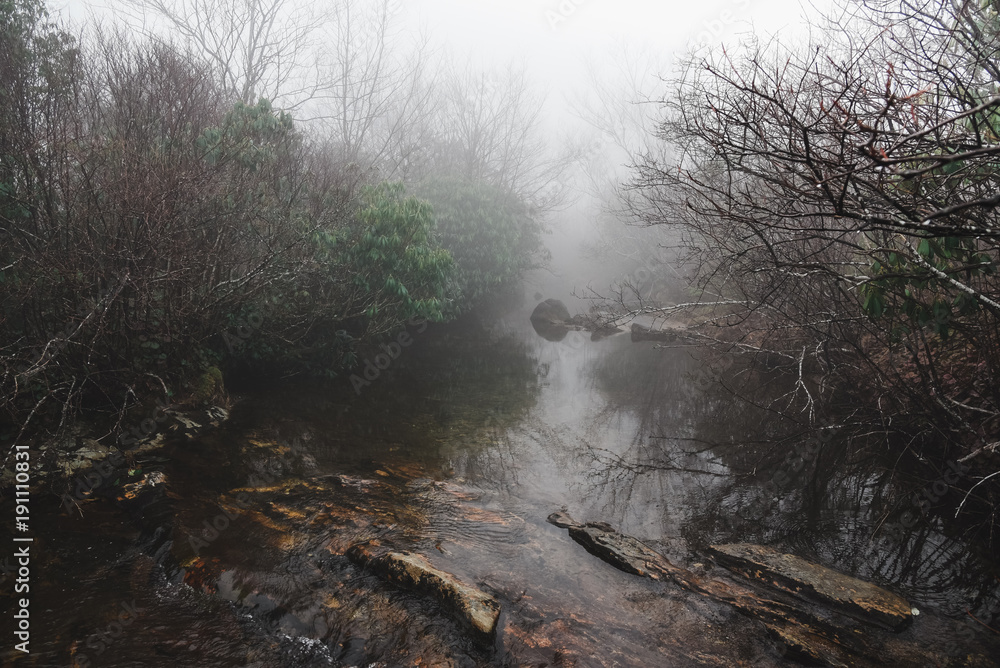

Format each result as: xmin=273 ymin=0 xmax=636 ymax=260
xmin=955 ymin=470 xmax=1000 ymax=518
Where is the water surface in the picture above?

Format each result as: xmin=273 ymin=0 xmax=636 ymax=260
xmin=4 ymin=286 xmax=998 ymax=667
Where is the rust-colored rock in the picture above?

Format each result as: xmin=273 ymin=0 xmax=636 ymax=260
xmin=547 ymin=512 xmax=887 ymax=666
xmin=347 ymin=543 xmax=500 ymax=645
xmin=709 ymin=543 xmax=913 ymax=631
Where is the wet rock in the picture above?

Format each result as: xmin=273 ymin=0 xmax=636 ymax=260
xmin=765 ymin=622 xmax=849 ymax=667
xmin=530 ymin=299 xmax=573 ymax=325
xmin=630 ymin=323 xmax=684 ymax=343
xmin=531 ymin=319 xmax=571 ymax=342
xmin=163 ymin=406 xmax=229 ymax=440
xmin=114 ymin=470 xmax=172 ymax=526
xmin=547 ymin=512 xmax=679 ymax=582
xmin=530 ymin=299 xmax=623 ymax=341
xmin=346 ymin=542 xmax=501 ymax=644
xmin=569 ymin=314 xmax=624 ymax=340
xmin=708 ymin=543 xmax=913 ymax=631
xmin=547 ymin=512 xmax=902 ymax=667
xmin=546 ymin=510 xmax=578 ymax=529
xmin=530 ymin=299 xmax=573 ymax=341
xmin=2 ymin=403 xmax=230 ymax=492
xmin=58 ymin=438 xmax=112 ymax=477
xmin=118 ymin=471 xmax=167 ymax=501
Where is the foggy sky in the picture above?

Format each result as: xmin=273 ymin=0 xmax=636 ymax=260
xmin=56 ymin=0 xmax=817 ymax=102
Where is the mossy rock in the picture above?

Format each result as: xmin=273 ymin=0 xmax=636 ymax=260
xmin=191 ymin=366 xmax=225 ymax=405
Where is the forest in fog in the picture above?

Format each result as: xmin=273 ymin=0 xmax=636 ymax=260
xmin=2 ymin=0 xmax=999 ymax=556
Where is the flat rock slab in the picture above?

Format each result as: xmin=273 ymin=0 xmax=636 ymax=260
xmin=709 ymin=543 xmax=913 ymax=631
xmin=547 ymin=512 xmax=878 ymax=666
xmin=631 ymin=323 xmax=682 ymax=342
xmin=347 ymin=542 xmax=500 ymax=645
xmin=563 ymin=521 xmax=679 ymax=582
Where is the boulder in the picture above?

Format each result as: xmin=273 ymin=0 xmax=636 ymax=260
xmin=709 ymin=543 xmax=913 ymax=631
xmin=529 ymin=298 xmax=572 ymax=325
xmin=347 ymin=542 xmax=501 ymax=645
xmin=530 ymin=299 xmax=623 ymax=341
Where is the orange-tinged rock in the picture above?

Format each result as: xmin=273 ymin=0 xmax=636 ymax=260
xmin=347 ymin=543 xmax=500 ymax=644
xmin=709 ymin=543 xmax=913 ymax=631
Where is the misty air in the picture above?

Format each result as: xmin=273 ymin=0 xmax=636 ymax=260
xmin=2 ymin=0 xmax=999 ymax=665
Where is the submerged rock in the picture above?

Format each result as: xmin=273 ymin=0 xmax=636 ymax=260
xmin=765 ymin=621 xmax=850 ymax=667
xmin=708 ymin=543 xmax=913 ymax=631
xmin=346 ymin=542 xmax=501 ymax=645
xmin=630 ymin=323 xmax=685 ymax=343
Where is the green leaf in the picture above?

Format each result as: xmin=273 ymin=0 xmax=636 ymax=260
xmin=917 ymin=238 xmax=932 ymax=259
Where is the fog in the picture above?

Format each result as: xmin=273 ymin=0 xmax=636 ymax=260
xmin=50 ymin=0 xmax=824 ymax=310
xmin=394 ymin=0 xmax=820 ymax=297
xmin=7 ymin=0 xmax=1000 ymax=664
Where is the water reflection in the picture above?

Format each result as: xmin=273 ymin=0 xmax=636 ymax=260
xmin=8 ymin=287 xmax=999 ymax=666
xmin=577 ymin=328 xmax=1000 ymax=625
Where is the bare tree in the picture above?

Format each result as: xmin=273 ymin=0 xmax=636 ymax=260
xmin=307 ymin=0 xmax=435 ymax=179
xmin=0 ymin=27 xmax=340 ymax=444
xmin=573 ymin=42 xmax=671 ymax=180
xmin=570 ymin=43 xmax=681 ymax=285
xmin=421 ymin=61 xmax=573 ymax=212
xmin=620 ymin=0 xmax=1000 ymax=518
xmin=114 ymin=0 xmax=327 ymax=105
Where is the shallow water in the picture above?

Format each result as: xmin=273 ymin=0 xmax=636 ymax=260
xmin=3 ymin=286 xmax=999 ymax=667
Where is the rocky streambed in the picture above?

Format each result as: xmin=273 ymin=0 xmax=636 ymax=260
xmin=4 ymin=304 xmax=999 ymax=667
xmin=9 ymin=419 xmax=997 ymax=667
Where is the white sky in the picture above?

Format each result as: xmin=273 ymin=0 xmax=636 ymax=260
xmin=400 ymin=0 xmax=817 ymax=95
xmin=55 ymin=0 xmax=819 ymax=89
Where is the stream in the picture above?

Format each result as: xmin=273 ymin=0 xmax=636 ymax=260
xmin=3 ymin=283 xmax=1000 ymax=667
